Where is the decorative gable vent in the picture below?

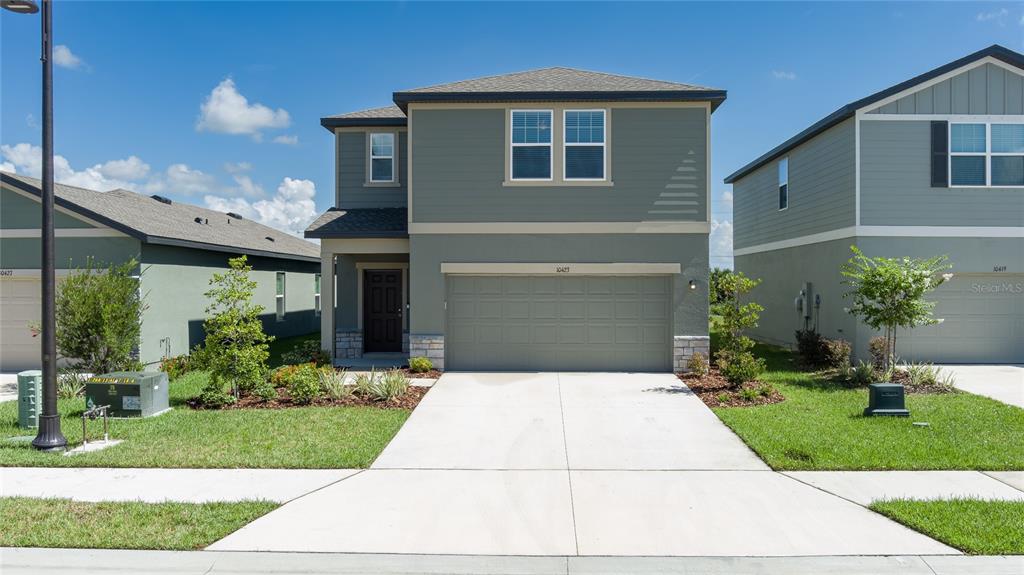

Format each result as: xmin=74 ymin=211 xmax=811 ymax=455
xmin=150 ymin=195 xmax=172 ymax=205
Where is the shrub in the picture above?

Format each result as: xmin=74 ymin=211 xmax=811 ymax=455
xmin=53 ymin=258 xmax=146 ymax=374
xmin=159 ymin=355 xmax=191 ymax=380
xmin=286 ymin=364 xmax=322 ymax=405
xmin=868 ymin=336 xmax=889 ymax=370
xmin=755 ymin=383 xmax=774 ymax=397
xmin=408 ymin=356 xmax=433 ymax=373
xmin=846 ymin=360 xmax=875 ymax=387
xmin=318 ymin=367 xmax=351 ymax=400
xmin=718 ymin=351 xmax=765 ymax=386
xmin=198 ymin=375 xmax=235 ymax=409
xmin=712 ymin=271 xmax=766 ymax=386
xmin=795 ymin=330 xmax=851 ymax=370
xmin=353 ymin=370 xmax=376 ymax=397
xmin=905 ymin=361 xmax=954 ymax=390
xmin=281 ymin=339 xmax=331 ymax=367
xmin=738 ymin=387 xmax=760 ymax=402
xmin=366 ymin=369 xmax=409 ymax=402
xmin=57 ymin=370 xmax=87 ymax=399
xmin=822 ymin=339 xmax=852 ymax=369
xmin=715 ymin=392 xmax=731 ymax=404
xmin=686 ymin=352 xmax=710 ymax=377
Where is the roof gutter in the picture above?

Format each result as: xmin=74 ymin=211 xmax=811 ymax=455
xmin=319 ymin=116 xmax=408 ymax=132
xmin=392 ymin=90 xmax=728 ymax=113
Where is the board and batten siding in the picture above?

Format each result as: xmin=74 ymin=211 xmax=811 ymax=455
xmin=860 ymin=120 xmax=1024 ymax=227
xmin=409 ymin=107 xmax=708 ymax=223
xmin=732 ymin=118 xmax=855 ymax=249
xmin=869 ymin=64 xmax=1024 ymax=115
xmin=336 ymin=130 xmax=408 ymax=209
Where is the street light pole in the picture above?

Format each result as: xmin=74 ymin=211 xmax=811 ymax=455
xmin=2 ymin=0 xmax=65 ymax=450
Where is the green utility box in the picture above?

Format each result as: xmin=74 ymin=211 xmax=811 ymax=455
xmin=17 ymin=370 xmax=43 ymax=429
xmin=85 ymin=372 xmax=169 ymax=418
xmin=864 ymin=383 xmax=910 ymax=417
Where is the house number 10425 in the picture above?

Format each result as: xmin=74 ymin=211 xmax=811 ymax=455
xmin=555 ymin=266 xmax=571 ymax=273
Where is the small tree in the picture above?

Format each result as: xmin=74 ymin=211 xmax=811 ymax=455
xmin=709 ymin=267 xmax=734 ymax=307
xmin=711 ymin=271 xmax=766 ymax=385
xmin=199 ymin=255 xmax=273 ymax=403
xmin=53 ymin=258 xmax=146 ymax=373
xmin=841 ymin=246 xmax=951 ymax=372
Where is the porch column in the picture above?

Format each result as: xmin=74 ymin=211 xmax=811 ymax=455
xmin=320 ymin=250 xmax=335 ymax=359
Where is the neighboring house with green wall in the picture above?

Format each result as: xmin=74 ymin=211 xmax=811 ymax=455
xmin=0 ymin=172 xmax=320 ymax=371
xmin=725 ymin=45 xmax=1024 ymax=364
xmin=308 ymin=67 xmax=725 ymax=371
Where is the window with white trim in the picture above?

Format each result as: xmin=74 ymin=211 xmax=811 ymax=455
xmin=275 ymin=272 xmax=286 ymax=321
xmin=369 ymin=133 xmax=395 ymax=183
xmin=778 ymin=157 xmax=789 ymax=210
xmin=564 ymin=110 xmax=606 ymax=180
xmin=314 ymin=273 xmax=321 ymax=317
xmin=511 ymin=110 xmax=552 ymax=180
xmin=950 ymin=122 xmax=1024 ymax=187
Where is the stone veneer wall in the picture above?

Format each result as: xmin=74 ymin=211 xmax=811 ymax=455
xmin=409 ymin=334 xmax=444 ymax=370
xmin=673 ymin=335 xmax=710 ymax=373
xmin=335 ymin=330 xmax=363 ymax=359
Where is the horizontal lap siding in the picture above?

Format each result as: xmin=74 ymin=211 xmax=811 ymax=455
xmin=732 ymin=118 xmax=855 ymax=249
xmin=337 ymin=131 xmax=408 ymax=209
xmin=860 ymin=121 xmax=1024 ymax=227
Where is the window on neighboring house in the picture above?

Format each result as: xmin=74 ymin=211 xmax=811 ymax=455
xmin=511 ymin=110 xmax=552 ymax=180
xmin=314 ymin=273 xmax=321 ymax=317
xmin=564 ymin=110 xmax=606 ymax=180
xmin=276 ymin=272 xmax=286 ymax=321
xmin=369 ymin=133 xmax=395 ymax=183
xmin=950 ymin=123 xmax=1024 ymax=187
xmin=778 ymin=157 xmax=789 ymax=210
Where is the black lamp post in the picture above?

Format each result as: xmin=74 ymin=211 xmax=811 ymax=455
xmin=3 ymin=0 xmax=67 ymax=451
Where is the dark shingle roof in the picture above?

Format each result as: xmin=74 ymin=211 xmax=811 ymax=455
xmin=304 ymin=208 xmax=408 ymax=239
xmin=1 ymin=172 xmax=319 ymax=262
xmin=320 ymin=105 xmax=407 ymax=130
xmin=724 ymin=44 xmax=1024 ymax=184
xmin=393 ymin=67 xmax=726 ymax=111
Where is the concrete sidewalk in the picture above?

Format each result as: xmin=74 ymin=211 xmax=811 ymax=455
xmin=3 ymin=548 xmax=1022 ymax=575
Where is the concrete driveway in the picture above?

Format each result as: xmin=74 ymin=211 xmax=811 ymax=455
xmin=940 ymin=365 xmax=1024 ymax=408
xmin=211 ymin=372 xmax=955 ymax=557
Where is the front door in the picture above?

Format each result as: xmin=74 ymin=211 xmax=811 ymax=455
xmin=363 ymin=270 xmax=403 ymax=352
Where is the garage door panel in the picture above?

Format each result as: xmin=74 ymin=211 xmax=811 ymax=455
xmin=446 ymin=275 xmax=672 ymax=371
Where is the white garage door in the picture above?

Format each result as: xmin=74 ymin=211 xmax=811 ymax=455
xmin=897 ymin=274 xmax=1024 ymax=364
xmin=0 ymin=276 xmax=43 ymax=372
xmin=446 ymin=275 xmax=673 ymax=372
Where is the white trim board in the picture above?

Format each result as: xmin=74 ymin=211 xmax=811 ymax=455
xmin=410 ymin=221 xmax=709 ymax=234
xmin=440 ymin=262 xmax=681 ymax=275
xmin=734 ymin=226 xmax=1024 ymax=256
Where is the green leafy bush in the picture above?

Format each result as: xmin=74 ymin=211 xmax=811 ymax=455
xmin=286 ymin=364 xmax=322 ymax=405
xmin=57 ymin=370 xmax=87 ymax=399
xmin=686 ymin=351 xmax=710 ymax=377
xmin=719 ymin=351 xmax=765 ymax=386
xmin=408 ymin=356 xmax=433 ymax=373
xmin=366 ymin=369 xmax=409 ymax=402
xmin=822 ymin=339 xmax=851 ymax=369
xmin=281 ymin=339 xmax=331 ymax=367
xmin=868 ymin=336 xmax=889 ymax=370
xmin=795 ymin=330 xmax=851 ymax=369
xmin=905 ymin=362 xmax=954 ymax=390
xmin=845 ymin=360 xmax=876 ymax=387
xmin=738 ymin=387 xmax=760 ymax=402
xmin=198 ymin=375 xmax=236 ymax=409
xmin=353 ymin=370 xmax=375 ymax=397
xmin=712 ymin=271 xmax=766 ymax=386
xmin=159 ymin=355 xmax=191 ymax=380
xmin=318 ymin=367 xmax=351 ymax=400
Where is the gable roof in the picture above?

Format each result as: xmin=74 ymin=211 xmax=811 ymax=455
xmin=1 ymin=172 xmax=319 ymax=262
xmin=320 ymin=104 xmax=407 ymax=130
xmin=723 ymin=44 xmax=1024 ymax=184
xmin=304 ymin=207 xmax=408 ymax=239
xmin=393 ymin=66 xmax=726 ymax=111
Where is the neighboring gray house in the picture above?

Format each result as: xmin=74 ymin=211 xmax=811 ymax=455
xmin=725 ymin=45 xmax=1024 ymax=364
xmin=0 ymin=172 xmax=321 ymax=371
xmin=309 ymin=67 xmax=725 ymax=371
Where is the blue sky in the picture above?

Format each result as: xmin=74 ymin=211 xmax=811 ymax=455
xmin=1 ymin=1 xmax=1020 ymax=265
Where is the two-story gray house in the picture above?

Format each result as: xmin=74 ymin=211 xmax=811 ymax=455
xmin=726 ymin=45 xmax=1024 ymax=364
xmin=307 ymin=67 xmax=725 ymax=371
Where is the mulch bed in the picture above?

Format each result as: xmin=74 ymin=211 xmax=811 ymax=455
xmin=187 ymin=386 xmax=429 ymax=411
xmin=886 ymin=370 xmax=956 ymax=395
xmin=399 ymin=368 xmax=443 ymax=379
xmin=677 ymin=368 xmax=786 ymax=408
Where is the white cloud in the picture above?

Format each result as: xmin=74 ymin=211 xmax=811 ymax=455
xmin=220 ymin=162 xmax=265 ymax=198
xmin=196 ymin=78 xmax=290 ymax=140
xmin=772 ymin=70 xmax=797 ymax=80
xmin=272 ymin=135 xmax=299 ymax=146
xmin=720 ymin=190 xmax=733 ymax=209
xmin=53 ymin=45 xmax=85 ymax=70
xmin=98 ymin=156 xmax=150 ymax=180
xmin=204 ymin=177 xmax=317 ymax=237
xmin=710 ymin=218 xmax=734 ymax=268
xmin=0 ymin=143 xmax=143 ymax=191
xmin=976 ymin=8 xmax=1009 ymax=24
xmin=0 ymin=161 xmax=15 ymax=173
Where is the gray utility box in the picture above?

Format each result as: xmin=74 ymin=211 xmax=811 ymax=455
xmin=18 ymin=370 xmax=43 ymax=429
xmin=864 ymin=382 xmax=910 ymax=417
xmin=85 ymin=371 xmax=169 ymax=418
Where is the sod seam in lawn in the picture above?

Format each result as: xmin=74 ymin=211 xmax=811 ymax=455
xmin=870 ymin=498 xmax=1024 ymax=555
xmin=0 ymin=497 xmax=278 ymax=550
xmin=708 ymin=336 xmax=1024 ymax=471
xmin=0 ymin=371 xmax=411 ymax=469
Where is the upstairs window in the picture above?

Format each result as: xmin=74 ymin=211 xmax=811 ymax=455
xmin=314 ymin=273 xmax=321 ymax=317
xmin=511 ymin=110 xmax=552 ymax=180
xmin=564 ymin=110 xmax=606 ymax=180
xmin=369 ymin=133 xmax=395 ymax=183
xmin=951 ymin=123 xmax=1024 ymax=187
xmin=276 ymin=272 xmax=286 ymax=321
xmin=778 ymin=157 xmax=789 ymax=210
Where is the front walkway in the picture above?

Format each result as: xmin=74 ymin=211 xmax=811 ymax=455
xmin=211 ymin=372 xmax=957 ymax=556
xmin=941 ymin=364 xmax=1024 ymax=408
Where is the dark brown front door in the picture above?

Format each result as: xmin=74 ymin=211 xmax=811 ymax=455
xmin=363 ymin=270 xmax=403 ymax=352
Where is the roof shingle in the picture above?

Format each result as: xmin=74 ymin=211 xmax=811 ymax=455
xmin=304 ymin=208 xmax=408 ymax=239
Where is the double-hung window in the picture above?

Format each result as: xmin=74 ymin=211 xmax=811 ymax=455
xmin=314 ymin=273 xmax=321 ymax=317
xmin=511 ymin=110 xmax=552 ymax=180
xmin=275 ymin=272 xmax=286 ymax=321
xmin=950 ymin=123 xmax=1024 ymax=187
xmin=778 ymin=157 xmax=789 ymax=210
xmin=369 ymin=133 xmax=395 ymax=183
xmin=564 ymin=110 xmax=606 ymax=180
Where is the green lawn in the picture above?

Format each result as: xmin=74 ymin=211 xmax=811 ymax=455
xmin=870 ymin=499 xmax=1024 ymax=555
xmin=0 ymin=371 xmax=410 ymax=468
xmin=711 ymin=337 xmax=1024 ymax=470
xmin=268 ymin=331 xmax=320 ymax=368
xmin=0 ymin=497 xmax=277 ymax=550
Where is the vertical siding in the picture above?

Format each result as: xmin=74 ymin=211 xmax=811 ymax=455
xmin=336 ymin=130 xmax=408 ymax=209
xmin=859 ymin=120 xmax=1024 ymax=227
xmin=869 ymin=64 xmax=1024 ymax=115
xmin=731 ymin=118 xmax=856 ymax=249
